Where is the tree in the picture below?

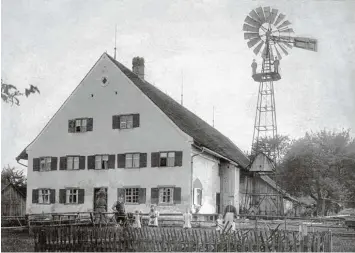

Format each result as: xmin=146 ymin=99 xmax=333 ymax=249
xmin=279 ymin=129 xmax=355 ymax=215
xmin=1 ymin=165 xmax=27 ymax=188
xmin=250 ymin=134 xmax=292 ymax=163
xmin=1 ymin=79 xmax=40 ymax=106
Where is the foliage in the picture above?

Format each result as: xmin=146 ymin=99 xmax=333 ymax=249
xmin=1 ymin=165 xmax=27 ymax=188
xmin=250 ymin=134 xmax=292 ymax=163
xmin=1 ymin=79 xmax=40 ymax=106
xmin=278 ymin=129 xmax=355 ymax=215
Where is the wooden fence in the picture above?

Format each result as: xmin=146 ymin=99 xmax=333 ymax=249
xmin=32 ymin=224 xmax=332 ymax=252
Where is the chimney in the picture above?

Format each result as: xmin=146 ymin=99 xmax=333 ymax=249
xmin=132 ymin=57 xmax=145 ymax=80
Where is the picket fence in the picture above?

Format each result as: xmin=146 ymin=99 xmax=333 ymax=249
xmin=32 ymin=224 xmax=332 ymax=252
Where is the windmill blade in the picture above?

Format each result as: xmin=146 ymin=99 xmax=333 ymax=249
xmin=249 ymin=9 xmax=261 ymax=23
xmin=244 ymin=16 xmax=262 ymax=28
xmin=247 ymin=37 xmax=261 ymax=48
xmin=244 ymin=32 xmax=259 ymax=40
xmin=279 ymin=28 xmax=294 ymax=33
xmin=255 ymin=7 xmax=266 ymax=23
xmin=261 ymin=46 xmax=267 ymax=59
xmin=243 ymin=24 xmax=259 ymax=33
xmin=277 ymin=42 xmax=289 ymax=56
xmin=263 ymin=7 xmax=271 ymax=23
xmin=274 ymin=45 xmax=282 ymax=60
xmin=277 ymin=20 xmax=292 ymax=29
xmin=281 ymin=41 xmax=293 ymax=49
xmin=274 ymin=13 xmax=285 ymax=26
xmin=294 ymin=37 xmax=318 ymax=52
xmin=253 ymin=41 xmax=264 ymax=55
xmin=269 ymin=9 xmax=278 ymax=24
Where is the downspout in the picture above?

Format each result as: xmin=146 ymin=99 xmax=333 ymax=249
xmin=191 ymin=148 xmax=206 ymax=210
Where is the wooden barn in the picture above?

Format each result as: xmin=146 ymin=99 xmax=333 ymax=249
xmin=239 ymin=153 xmax=303 ymax=217
xmin=1 ymin=183 xmax=26 ymax=216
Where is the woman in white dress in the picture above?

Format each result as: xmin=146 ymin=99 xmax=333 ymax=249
xmin=183 ymin=208 xmax=192 ymax=229
xmin=132 ymin=210 xmax=142 ymax=228
xmin=148 ymin=205 xmax=159 ymax=227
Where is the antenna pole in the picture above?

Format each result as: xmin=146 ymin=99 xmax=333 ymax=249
xmin=213 ymin=106 xmax=215 ymax=127
xmin=181 ymin=70 xmax=184 ymax=106
xmin=114 ymin=25 xmax=117 ymax=60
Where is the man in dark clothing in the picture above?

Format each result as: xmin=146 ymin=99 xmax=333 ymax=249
xmin=112 ymin=197 xmax=126 ymax=225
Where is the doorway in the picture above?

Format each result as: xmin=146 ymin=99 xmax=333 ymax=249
xmin=93 ymin=187 xmax=108 ymax=212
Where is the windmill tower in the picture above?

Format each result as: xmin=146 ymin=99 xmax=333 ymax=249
xmin=241 ymin=7 xmax=317 ymax=216
xmin=243 ymin=6 xmax=317 ymax=164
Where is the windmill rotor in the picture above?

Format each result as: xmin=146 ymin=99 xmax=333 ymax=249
xmin=243 ymin=6 xmax=318 ymax=59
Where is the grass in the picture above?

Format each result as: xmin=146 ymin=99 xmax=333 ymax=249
xmin=1 ymin=227 xmax=355 ymax=252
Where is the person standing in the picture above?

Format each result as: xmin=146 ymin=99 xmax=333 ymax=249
xmin=95 ymin=188 xmax=107 ymax=224
xmin=251 ymin=59 xmax=258 ymax=75
xmin=132 ymin=210 xmax=142 ymax=228
xmin=272 ymin=57 xmax=280 ymax=73
xmin=182 ymin=208 xmax=193 ymax=229
xmin=216 ymin=214 xmax=224 ymax=232
xmin=112 ymin=196 xmax=126 ymax=225
xmin=148 ymin=205 xmax=159 ymax=227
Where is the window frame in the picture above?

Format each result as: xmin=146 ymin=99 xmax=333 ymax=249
xmin=39 ymin=157 xmax=52 ymax=172
xmin=66 ymin=188 xmax=79 ymax=204
xmin=124 ymin=187 xmax=140 ymax=204
xmin=38 ymin=188 xmax=51 ymax=204
xmin=158 ymin=187 xmax=174 ymax=204
xmin=193 ymin=188 xmax=202 ymax=206
xmin=159 ymin=152 xmax=175 ymax=167
xmin=67 ymin=156 xmax=80 ymax=170
xmin=74 ymin=118 xmax=88 ymax=133
xmin=120 ymin=115 xmax=134 ymax=129
xmin=125 ymin=153 xmax=140 ymax=168
xmin=95 ymin=155 xmax=109 ymax=170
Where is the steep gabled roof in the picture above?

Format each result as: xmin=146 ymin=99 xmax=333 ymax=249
xmin=106 ymin=54 xmax=249 ymax=168
xmin=1 ymin=183 xmax=26 ymax=199
xmin=17 ymin=53 xmax=250 ymax=168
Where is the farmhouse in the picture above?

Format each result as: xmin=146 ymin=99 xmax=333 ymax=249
xmin=1 ymin=183 xmax=26 ymax=216
xmin=16 ymin=52 xmax=251 ymax=215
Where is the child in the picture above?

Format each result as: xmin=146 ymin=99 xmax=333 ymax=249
xmin=132 ymin=210 xmax=141 ymax=228
xmin=148 ymin=205 xmax=159 ymax=227
xmin=216 ymin=214 xmax=224 ymax=231
xmin=183 ymin=208 xmax=192 ymax=229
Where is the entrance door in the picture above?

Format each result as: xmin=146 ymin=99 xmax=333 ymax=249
xmin=93 ymin=188 xmax=108 ymax=211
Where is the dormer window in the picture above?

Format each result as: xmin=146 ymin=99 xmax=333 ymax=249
xmin=68 ymin=118 xmax=93 ymax=133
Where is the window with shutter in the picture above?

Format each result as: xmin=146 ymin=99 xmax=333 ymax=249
xmin=87 ymin=156 xmax=95 ymax=169
xmin=158 ymin=187 xmax=174 ymax=204
xmin=38 ymin=189 xmax=51 ymax=204
xmin=68 ymin=118 xmax=93 ymax=133
xmin=108 ymin=155 xmax=115 ymax=169
xmin=32 ymin=189 xmax=39 ymax=204
xmin=66 ymin=189 xmax=79 ymax=204
xmin=117 ymin=154 xmax=126 ymax=168
xmin=112 ymin=115 xmax=120 ymax=129
xmin=125 ymin=153 xmax=140 ymax=168
xmin=124 ymin=188 xmax=139 ymax=204
xmin=95 ymin=155 xmax=109 ymax=169
xmin=60 ymin=157 xmax=67 ymax=170
xmin=139 ymin=188 xmax=146 ymax=204
xmin=151 ymin=153 xmax=160 ymax=167
xmin=151 ymin=188 xmax=159 ymax=204
xmin=139 ymin=153 xmax=147 ymax=168
xmin=39 ymin=157 xmax=52 ymax=171
xmin=174 ymin=151 xmax=183 ymax=166
xmin=33 ymin=158 xmax=40 ymax=171
xmin=67 ymin=156 xmax=80 ymax=170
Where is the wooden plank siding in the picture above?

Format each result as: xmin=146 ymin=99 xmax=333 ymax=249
xmin=1 ymin=184 xmax=26 ymax=216
xmin=239 ymin=174 xmax=284 ymax=216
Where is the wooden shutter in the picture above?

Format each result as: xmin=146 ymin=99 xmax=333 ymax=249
xmin=79 ymin=156 xmax=85 ymax=170
xmin=33 ymin=158 xmax=40 ymax=171
xmin=151 ymin=188 xmax=159 ymax=204
xmin=50 ymin=189 xmax=56 ymax=204
xmin=87 ymin=118 xmax=93 ymax=131
xmin=68 ymin=120 xmax=75 ymax=133
xmin=139 ymin=153 xmax=147 ymax=168
xmin=173 ymin=187 xmax=182 ymax=204
xmin=51 ymin=157 xmax=58 ymax=170
xmin=108 ymin=155 xmax=115 ymax=169
xmin=133 ymin=114 xmax=140 ymax=128
xmin=112 ymin=115 xmax=120 ymax=129
xmin=87 ymin=156 xmax=95 ymax=170
xmin=78 ymin=189 xmax=85 ymax=204
xmin=139 ymin=188 xmax=146 ymax=204
xmin=174 ymin=151 xmax=183 ymax=166
xmin=59 ymin=189 xmax=66 ymax=204
xmin=59 ymin=157 xmax=67 ymax=170
xmin=151 ymin=152 xmax=160 ymax=167
xmin=32 ymin=189 xmax=39 ymax=204
xmin=117 ymin=154 xmax=126 ymax=168
xmin=117 ymin=188 xmax=125 ymax=200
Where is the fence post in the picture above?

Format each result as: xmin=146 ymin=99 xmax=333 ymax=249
xmin=298 ymin=222 xmax=307 ymax=252
xmin=328 ymin=229 xmax=332 ymax=252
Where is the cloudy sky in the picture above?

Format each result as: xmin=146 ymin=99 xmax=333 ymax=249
xmin=2 ymin=0 xmax=355 ymax=172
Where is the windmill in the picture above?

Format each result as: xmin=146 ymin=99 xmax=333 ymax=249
xmin=241 ymin=7 xmax=317 ymax=217
xmin=243 ymin=6 xmax=317 ymax=164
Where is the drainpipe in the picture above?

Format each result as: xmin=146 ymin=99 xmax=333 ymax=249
xmin=191 ymin=148 xmax=206 ymax=211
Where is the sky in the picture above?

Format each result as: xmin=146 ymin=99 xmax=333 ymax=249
xmin=1 ymin=0 xmax=355 ymax=173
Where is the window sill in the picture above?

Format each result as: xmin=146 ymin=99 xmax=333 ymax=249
xmin=124 ymin=167 xmax=141 ymax=169
xmin=158 ymin=203 xmax=175 ymax=206
xmin=64 ymin=203 xmax=81 ymax=205
xmin=35 ymin=203 xmax=52 ymax=205
xmin=125 ymin=203 xmax=140 ymax=205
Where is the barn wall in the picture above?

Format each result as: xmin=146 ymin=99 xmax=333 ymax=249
xmin=1 ymin=185 xmax=26 ymax=216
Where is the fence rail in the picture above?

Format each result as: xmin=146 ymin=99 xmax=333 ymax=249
xmin=33 ymin=225 xmax=332 ymax=252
